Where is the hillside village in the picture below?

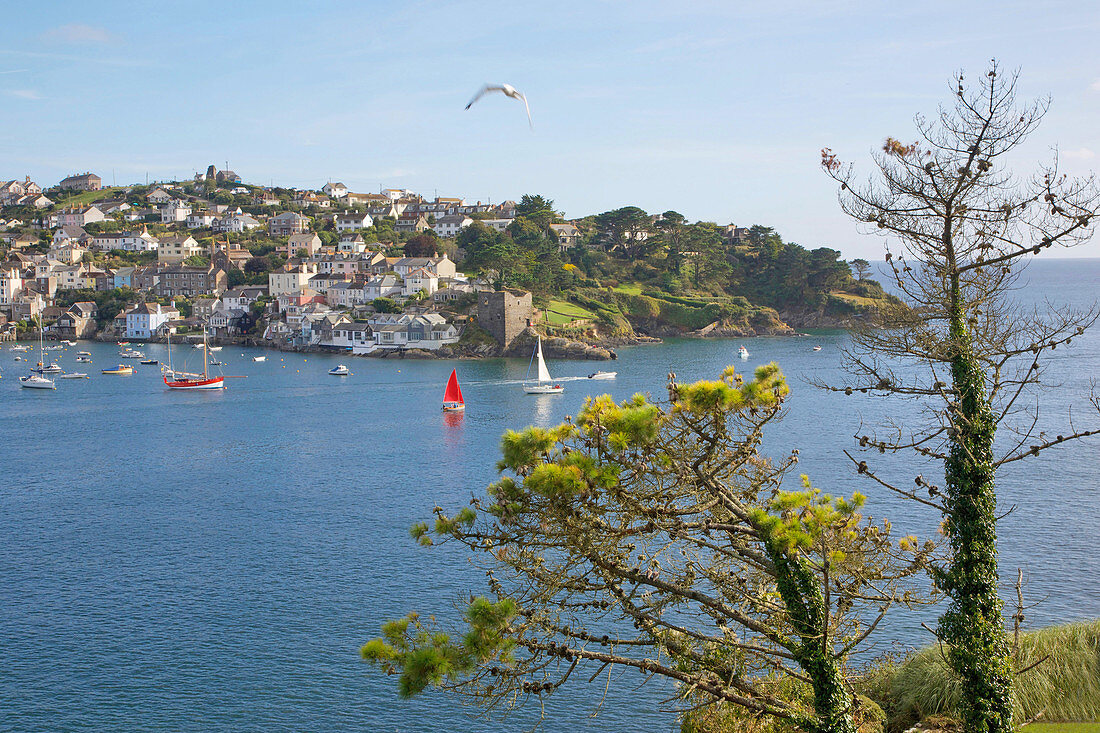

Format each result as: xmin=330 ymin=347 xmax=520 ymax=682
xmin=0 ymin=166 xmax=888 ymax=357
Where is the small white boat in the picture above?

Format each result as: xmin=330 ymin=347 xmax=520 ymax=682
xmin=329 ymin=364 xmax=350 ymax=376
xmin=813 ymin=345 xmax=823 ymax=352
xmin=33 ymin=363 xmax=63 ymax=374
xmin=738 ymin=346 xmax=749 ymax=360
xmin=63 ymin=340 xmax=77 ymax=346
xmin=77 ymin=351 xmax=92 ymax=356
xmin=120 ymin=350 xmax=145 ymax=359
xmin=76 ymin=356 xmax=92 ymax=363
xmin=11 ymin=345 xmax=29 ymax=352
xmin=523 ymin=337 xmax=564 ymax=394
xmin=20 ymin=374 xmax=56 ymax=389
xmin=588 ymin=370 xmax=617 ymax=380
xmin=209 ymin=346 xmax=222 ymax=352
xmin=59 ymin=372 xmax=89 ymax=379
xmin=14 ymin=356 xmax=24 ymax=361
xmin=252 ymin=356 xmax=267 ymax=362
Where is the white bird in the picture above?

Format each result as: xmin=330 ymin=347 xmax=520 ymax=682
xmin=465 ymin=83 xmax=533 ymax=129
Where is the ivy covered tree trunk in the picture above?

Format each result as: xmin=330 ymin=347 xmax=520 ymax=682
xmin=934 ymin=269 xmax=1013 ymax=733
xmin=767 ymin=539 xmax=857 ymax=733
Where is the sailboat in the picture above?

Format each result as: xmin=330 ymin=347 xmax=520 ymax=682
xmin=21 ymin=316 xmax=56 ymax=389
xmin=523 ymin=336 xmax=564 ymax=394
xmin=442 ymin=368 xmax=465 ymax=411
xmin=164 ymin=327 xmax=225 ymax=390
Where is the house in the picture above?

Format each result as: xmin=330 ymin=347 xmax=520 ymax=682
xmin=213 ymin=213 xmax=261 ymax=233
xmin=58 ymin=172 xmax=102 ymax=191
xmin=432 ymin=214 xmax=473 ymax=238
xmin=154 ymin=264 xmax=227 ymax=298
xmin=92 ymin=228 xmax=159 ymax=252
xmin=362 ymin=274 xmax=400 ymax=300
xmin=353 ymin=312 xmax=459 ymax=354
xmin=57 ymin=205 xmax=105 ymax=228
xmin=255 ymin=191 xmax=280 ymax=206
xmin=283 ymin=232 xmax=322 ymax=258
xmin=210 ymin=243 xmax=252 ymax=271
xmin=328 ymin=321 xmax=372 ymax=349
xmin=294 ymin=191 xmax=331 ymax=208
xmin=9 ymin=232 xmax=39 ymax=250
xmin=131 ymin=265 xmax=159 ymax=291
xmin=402 ymin=267 xmax=438 ymax=297
xmin=432 ymin=281 xmax=484 ymax=303
xmin=48 ymin=242 xmax=88 ymax=265
xmin=307 ymin=271 xmax=347 ymax=295
xmin=97 ymin=200 xmax=131 ymax=215
xmin=16 ymin=194 xmax=53 ymax=209
xmin=326 ymin=280 xmax=367 ymax=308
xmin=322 ymin=182 xmax=348 ymax=199
xmin=55 ymin=301 xmax=98 ymax=339
xmin=146 ymin=188 xmax=172 ymax=204
xmin=345 ymin=192 xmax=390 ymax=206
xmin=209 ymin=305 xmax=249 ymax=336
xmin=395 ymin=212 xmax=430 ymax=233
xmin=221 ymin=286 xmax=266 ymax=312
xmin=0 ymin=265 xmax=23 ymax=308
xmin=158 ymin=235 xmax=204 ymax=264
xmin=161 ymin=199 xmax=192 ymax=223
xmin=113 ymin=266 xmax=136 ymax=288
xmin=192 ymin=297 xmax=218 ymax=320
xmin=334 ymin=212 xmax=374 ymax=232
xmin=392 ymin=253 xmax=456 ymax=278
xmin=53 ymin=225 xmax=91 ymax=247
xmin=549 ymin=223 xmax=582 ymax=251
xmin=186 ymin=211 xmax=218 ymax=229
xmin=268 ymin=211 xmax=309 ymax=236
xmin=268 ymin=262 xmax=319 ymax=297
xmin=125 ymin=301 xmax=178 ymax=339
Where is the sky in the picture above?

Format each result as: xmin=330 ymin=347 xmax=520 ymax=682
xmin=3 ymin=0 xmax=1100 ymax=259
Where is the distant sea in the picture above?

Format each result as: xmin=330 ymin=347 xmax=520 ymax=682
xmin=2 ymin=259 xmax=1097 ymax=732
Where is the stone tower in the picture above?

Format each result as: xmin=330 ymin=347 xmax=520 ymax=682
xmin=477 ymin=289 xmax=533 ymax=348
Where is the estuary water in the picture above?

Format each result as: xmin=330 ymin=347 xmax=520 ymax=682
xmin=2 ymin=259 xmax=1098 ymax=732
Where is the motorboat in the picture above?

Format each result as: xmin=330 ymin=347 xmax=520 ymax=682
xmin=32 ymin=363 xmax=63 ymax=374
xmin=588 ymin=370 xmax=617 ymax=380
xmin=329 ymin=364 xmax=350 ymax=376
xmin=209 ymin=346 xmax=222 ymax=352
xmin=813 ymin=345 xmax=823 ymax=351
xmin=738 ymin=346 xmax=749 ymax=360
xmin=140 ymin=359 xmax=159 ymax=365
xmin=252 ymin=356 xmax=267 ymax=362
xmin=59 ymin=372 xmax=89 ymax=379
xmin=120 ymin=349 xmax=145 ymax=359
xmin=523 ymin=336 xmax=564 ymax=394
xmin=11 ymin=344 xmax=29 ymax=352
xmin=76 ymin=355 xmax=92 ymax=363
xmin=62 ymin=340 xmax=77 ymax=346
xmin=20 ymin=374 xmax=55 ymax=389
xmin=102 ymin=365 xmax=134 ymax=375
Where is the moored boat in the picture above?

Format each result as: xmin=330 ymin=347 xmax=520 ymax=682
xmin=588 ymin=370 xmax=617 ymax=380
xmin=442 ymin=368 xmax=465 ymax=411
xmin=329 ymin=364 xmax=350 ymax=376
xmin=140 ymin=359 xmax=159 ymax=365
xmin=59 ymin=372 xmax=89 ymax=379
xmin=253 ymin=355 xmax=266 ymax=362
xmin=102 ymin=365 xmax=134 ymax=375
xmin=738 ymin=345 xmax=749 ymax=360
xmin=76 ymin=355 xmax=92 ymax=363
xmin=165 ymin=327 xmax=227 ymax=390
xmin=20 ymin=374 xmax=56 ymax=389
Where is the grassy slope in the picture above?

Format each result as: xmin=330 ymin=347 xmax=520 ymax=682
xmin=543 ymin=299 xmax=594 ymax=326
xmin=865 ymin=619 xmax=1100 ymax=728
xmin=51 ymin=186 xmax=127 ymax=207
xmin=1025 ymin=724 xmax=1100 ymax=733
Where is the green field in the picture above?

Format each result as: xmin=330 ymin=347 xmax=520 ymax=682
xmin=543 ymin=299 xmax=594 ymax=326
xmin=1024 ymin=724 xmax=1100 ymax=733
xmin=612 ymin=282 xmax=643 ymax=295
xmin=52 ymin=186 xmax=126 ymax=207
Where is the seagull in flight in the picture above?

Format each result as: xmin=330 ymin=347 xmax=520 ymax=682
xmin=465 ymin=83 xmax=533 ymax=129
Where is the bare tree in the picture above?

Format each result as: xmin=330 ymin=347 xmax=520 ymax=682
xmin=820 ymin=61 xmax=1100 ymax=733
xmin=363 ymin=367 xmax=932 ymax=733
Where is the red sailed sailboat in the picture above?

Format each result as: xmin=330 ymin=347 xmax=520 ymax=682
xmin=442 ymin=368 xmax=465 ymax=411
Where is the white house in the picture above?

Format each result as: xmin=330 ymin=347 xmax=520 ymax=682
xmin=322 ymin=182 xmax=348 ymax=199
xmin=214 ymin=213 xmax=261 ymax=233
xmin=334 ymin=212 xmax=374 ymax=232
xmin=146 ymin=188 xmax=172 ymax=204
xmin=186 ymin=211 xmax=218 ymax=229
xmin=432 ymin=214 xmax=474 ymax=238
xmin=92 ymin=229 xmax=159 ymax=252
xmin=0 ymin=266 xmax=23 ymax=307
xmin=161 ymin=199 xmax=192 ymax=223
xmin=158 ymin=235 xmax=204 ymax=264
xmin=57 ymin=206 xmax=105 ymax=228
xmin=481 ymin=218 xmax=514 ymax=233
xmin=125 ymin=302 xmax=178 ymax=339
xmin=402 ymin=267 xmax=438 ymax=297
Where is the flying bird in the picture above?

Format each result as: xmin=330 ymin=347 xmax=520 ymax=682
xmin=465 ymin=83 xmax=533 ymax=129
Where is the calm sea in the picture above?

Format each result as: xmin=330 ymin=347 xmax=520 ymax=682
xmin=2 ymin=259 xmax=1098 ymax=732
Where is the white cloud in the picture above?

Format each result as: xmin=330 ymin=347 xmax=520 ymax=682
xmin=42 ymin=23 xmax=114 ymax=44
xmin=7 ymin=89 xmax=42 ymax=100
xmin=1063 ymin=148 xmax=1095 ymax=160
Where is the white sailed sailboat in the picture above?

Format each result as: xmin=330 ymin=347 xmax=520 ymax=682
xmin=523 ymin=336 xmax=563 ymax=394
xmin=21 ymin=316 xmax=56 ymax=390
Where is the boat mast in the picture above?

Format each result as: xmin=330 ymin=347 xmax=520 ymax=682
xmin=202 ymin=326 xmax=209 ymax=380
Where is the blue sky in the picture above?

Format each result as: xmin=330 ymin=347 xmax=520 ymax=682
xmin=3 ymin=0 xmax=1100 ymax=258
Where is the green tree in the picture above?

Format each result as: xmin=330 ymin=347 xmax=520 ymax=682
xmin=363 ymin=367 xmax=930 ymax=733
xmin=822 ymin=62 xmax=1100 ymax=733
xmin=515 ymin=194 xmax=558 ymax=229
xmin=850 ymin=258 xmax=870 ymax=281
xmin=372 ymin=297 xmax=400 ymax=313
